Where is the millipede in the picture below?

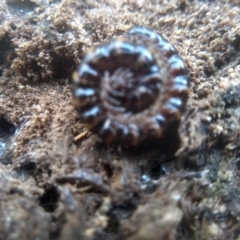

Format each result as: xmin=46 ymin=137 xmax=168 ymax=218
xmin=73 ymin=26 xmax=189 ymax=145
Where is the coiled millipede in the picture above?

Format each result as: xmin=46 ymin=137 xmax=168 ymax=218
xmin=73 ymin=26 xmax=189 ymax=145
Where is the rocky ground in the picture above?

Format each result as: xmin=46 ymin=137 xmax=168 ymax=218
xmin=1 ymin=0 xmax=240 ymax=239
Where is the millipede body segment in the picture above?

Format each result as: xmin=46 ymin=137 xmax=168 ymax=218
xmin=73 ymin=26 xmax=189 ymax=145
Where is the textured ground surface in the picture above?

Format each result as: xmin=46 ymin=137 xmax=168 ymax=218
xmin=1 ymin=0 xmax=240 ymax=239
